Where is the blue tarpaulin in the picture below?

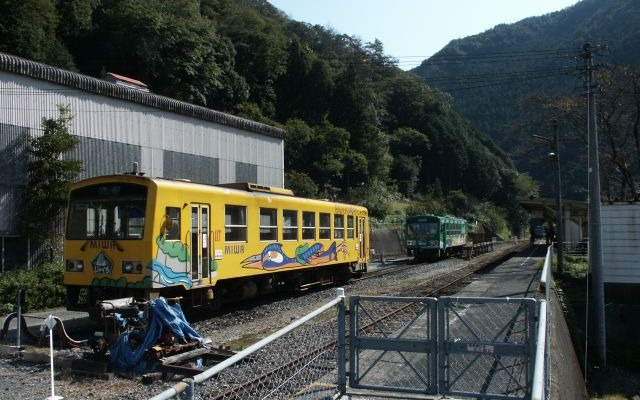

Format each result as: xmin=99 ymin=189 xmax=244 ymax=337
xmin=109 ymin=297 xmax=202 ymax=373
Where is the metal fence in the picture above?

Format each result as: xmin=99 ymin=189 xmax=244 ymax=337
xmin=148 ymin=289 xmax=548 ymax=400
xmin=349 ymin=296 xmax=438 ymax=395
xmin=438 ymin=296 xmax=537 ymax=399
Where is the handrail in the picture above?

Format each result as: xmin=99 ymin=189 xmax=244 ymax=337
xmin=540 ymin=245 xmax=552 ymax=301
xmin=531 ymin=300 xmax=548 ymax=400
xmin=531 ymin=244 xmax=553 ymax=400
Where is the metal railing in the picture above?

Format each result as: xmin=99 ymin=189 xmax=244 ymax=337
xmin=531 ymin=244 xmax=553 ymax=400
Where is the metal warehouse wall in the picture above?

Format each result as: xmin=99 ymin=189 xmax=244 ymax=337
xmin=0 ymin=61 xmax=285 ymax=236
xmin=0 ymin=123 xmax=27 ymax=235
xmin=0 ymin=71 xmax=283 ymax=184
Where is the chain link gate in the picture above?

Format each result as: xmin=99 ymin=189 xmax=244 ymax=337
xmin=347 ymin=296 xmax=537 ymax=399
xmin=349 ymin=295 xmax=439 ymax=395
xmin=439 ymin=297 xmax=537 ymax=399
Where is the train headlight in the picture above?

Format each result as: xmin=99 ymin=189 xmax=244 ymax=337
xmin=123 ymin=262 xmax=133 ymax=274
xmin=406 ymin=240 xmax=415 ymax=246
xmin=122 ymin=261 xmax=143 ymax=274
xmin=66 ymin=260 xmax=84 ymax=272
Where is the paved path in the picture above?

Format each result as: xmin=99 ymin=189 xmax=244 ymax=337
xmin=456 ymin=244 xmax=545 ymax=298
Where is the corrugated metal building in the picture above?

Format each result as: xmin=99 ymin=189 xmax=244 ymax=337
xmin=0 ymin=52 xmax=285 ymax=239
xmin=0 ymin=52 xmax=284 ymax=268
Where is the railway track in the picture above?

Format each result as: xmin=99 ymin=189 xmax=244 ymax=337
xmin=357 ymin=241 xmax=525 ymax=295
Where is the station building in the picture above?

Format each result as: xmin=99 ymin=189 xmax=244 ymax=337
xmin=0 ymin=52 xmax=285 ymax=268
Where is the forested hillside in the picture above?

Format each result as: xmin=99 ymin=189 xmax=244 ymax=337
xmin=414 ymin=0 xmax=640 ymax=201
xmin=0 ymin=0 xmax=539 ymax=234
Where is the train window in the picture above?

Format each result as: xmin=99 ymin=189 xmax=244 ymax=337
xmin=283 ymin=210 xmax=298 ymax=241
xmin=165 ymin=207 xmax=181 ymax=240
xmin=89 ymin=207 xmax=107 ymax=237
xmin=259 ymin=208 xmax=278 ymax=241
xmin=334 ymin=215 xmax=344 ymax=239
xmin=225 ymin=205 xmax=247 ymax=242
xmin=123 ymin=206 xmax=145 ymax=238
xmin=302 ymin=211 xmax=316 ymax=240
xmin=66 ymin=183 xmax=147 ymax=240
xmin=319 ymin=213 xmax=331 ymax=239
xmin=347 ymin=216 xmax=354 ymax=239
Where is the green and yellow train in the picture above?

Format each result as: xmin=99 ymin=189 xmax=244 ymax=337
xmin=405 ymin=214 xmax=468 ymax=260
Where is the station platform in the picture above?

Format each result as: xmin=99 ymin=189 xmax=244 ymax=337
xmin=451 ymin=243 xmax=588 ymax=399
xmin=456 ymin=242 xmax=546 ymax=298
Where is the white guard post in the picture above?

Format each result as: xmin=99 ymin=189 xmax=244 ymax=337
xmin=43 ymin=315 xmax=63 ymax=400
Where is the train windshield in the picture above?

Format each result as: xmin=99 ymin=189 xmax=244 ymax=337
xmin=66 ymin=183 xmax=148 ymax=240
xmin=407 ymin=221 xmax=438 ymax=236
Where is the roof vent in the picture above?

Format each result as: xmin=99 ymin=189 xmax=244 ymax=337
xmin=105 ymin=72 xmax=149 ymax=92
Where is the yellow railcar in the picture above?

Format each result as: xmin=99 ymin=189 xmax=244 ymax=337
xmin=64 ymin=172 xmax=369 ymax=311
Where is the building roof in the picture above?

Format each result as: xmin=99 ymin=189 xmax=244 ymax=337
xmin=0 ymin=52 xmax=284 ymax=139
xmin=519 ymin=197 xmax=588 ymax=220
xmin=104 ymin=72 xmax=149 ymax=91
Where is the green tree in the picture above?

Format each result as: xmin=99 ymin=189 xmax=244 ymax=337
xmin=75 ymin=0 xmax=246 ymax=109
xmin=391 ymin=154 xmax=421 ymax=197
xmin=275 ymin=38 xmax=312 ymax=122
xmin=309 ymin=122 xmax=350 ymax=192
xmin=22 ymin=105 xmax=83 ymax=243
xmin=463 ymin=146 xmax=501 ymax=200
xmin=349 ymin=178 xmax=396 ymax=220
xmin=405 ymin=193 xmax=448 ymax=217
xmin=283 ymin=118 xmax=314 ymax=171
xmin=0 ymin=0 xmax=75 ymax=69
xmin=284 ymin=171 xmax=318 ymax=198
xmin=209 ymin=0 xmax=288 ymax=116
xmin=275 ymin=39 xmax=334 ymax=124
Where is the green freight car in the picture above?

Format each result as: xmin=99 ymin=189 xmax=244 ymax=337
xmin=405 ymin=215 xmax=468 ymax=260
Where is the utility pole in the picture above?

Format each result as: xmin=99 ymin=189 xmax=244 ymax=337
xmin=583 ymin=42 xmax=606 ymax=366
xmin=531 ymin=124 xmax=563 ymax=274
xmin=552 ymin=121 xmax=563 ymax=275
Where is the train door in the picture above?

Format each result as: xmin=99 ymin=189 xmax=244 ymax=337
xmin=190 ymin=204 xmax=210 ymax=282
xmin=358 ymin=217 xmax=367 ymax=259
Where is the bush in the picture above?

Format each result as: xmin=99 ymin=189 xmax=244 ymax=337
xmin=0 ymin=262 xmax=66 ymax=315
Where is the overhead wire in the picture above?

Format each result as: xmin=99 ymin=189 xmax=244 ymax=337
xmin=404 ymin=47 xmax=586 ymax=93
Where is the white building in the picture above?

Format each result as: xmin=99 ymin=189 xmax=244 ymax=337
xmin=602 ymin=203 xmax=640 ymax=288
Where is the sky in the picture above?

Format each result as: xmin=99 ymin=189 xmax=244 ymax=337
xmin=268 ymin=0 xmax=581 ymax=70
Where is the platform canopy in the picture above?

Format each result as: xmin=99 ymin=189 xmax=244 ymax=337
xmin=518 ymin=197 xmax=588 ymax=223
